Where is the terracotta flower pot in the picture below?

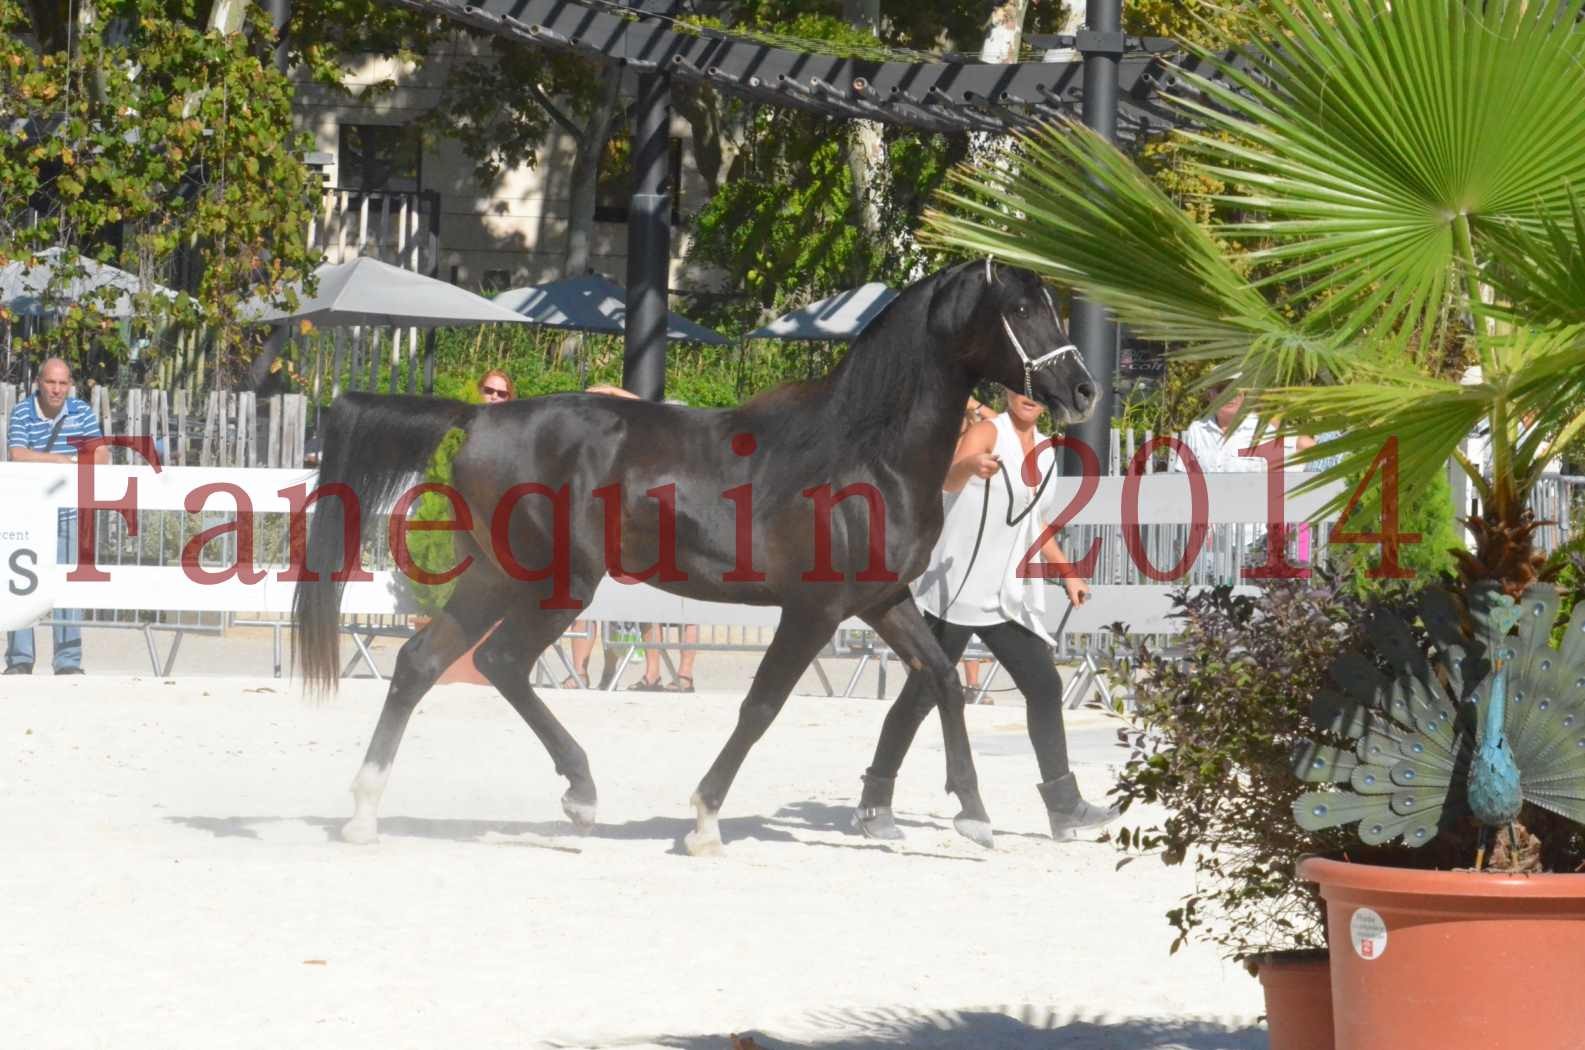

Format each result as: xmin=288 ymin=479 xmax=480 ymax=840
xmin=1251 ymin=949 xmax=1333 ymax=1050
xmin=1300 ymin=856 xmax=1585 ymax=1050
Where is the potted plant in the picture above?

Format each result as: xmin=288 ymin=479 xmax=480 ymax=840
xmin=1115 ymin=576 xmax=1383 ymax=1050
xmin=1289 ymin=581 xmax=1585 ymax=1048
xmin=926 ymin=1 xmax=1585 ymax=1045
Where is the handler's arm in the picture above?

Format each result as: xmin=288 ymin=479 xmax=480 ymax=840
xmin=1039 ymin=531 xmax=1091 ymax=604
xmin=943 ymin=420 xmax=999 ymax=492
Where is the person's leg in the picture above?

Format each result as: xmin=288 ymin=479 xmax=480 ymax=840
xmin=975 ymin=619 xmax=1115 ymax=839
xmin=963 ymin=658 xmax=981 ymax=689
xmin=6 ymin=626 xmax=36 ymax=672
xmin=51 ymin=514 xmax=82 ymax=673
xmin=855 ymin=613 xmax=978 ymax=839
xmin=668 ymin=624 xmax=699 ymax=691
xmin=631 ymin=623 xmax=665 ymax=689
xmin=597 ymin=621 xmax=634 ymax=690
xmin=565 ymin=619 xmax=593 ymax=687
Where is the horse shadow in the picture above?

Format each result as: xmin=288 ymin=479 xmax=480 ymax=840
xmin=167 ymin=808 xmax=952 ymax=856
xmin=166 ymin=812 xmax=796 ymax=851
xmin=546 ymin=1006 xmax=1265 ymax=1050
xmin=167 ymin=802 xmax=993 ymax=860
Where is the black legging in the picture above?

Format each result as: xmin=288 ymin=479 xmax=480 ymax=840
xmin=868 ymin=612 xmax=1071 ymax=784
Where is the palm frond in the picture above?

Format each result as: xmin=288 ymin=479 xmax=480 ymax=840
xmin=925 ymin=121 xmax=1345 ymax=393
xmin=1164 ymin=0 xmax=1585 ymax=352
xmin=1484 ymin=193 xmax=1585 ymax=328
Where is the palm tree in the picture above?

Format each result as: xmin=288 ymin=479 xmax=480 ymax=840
xmin=928 ymin=0 xmax=1585 ymax=597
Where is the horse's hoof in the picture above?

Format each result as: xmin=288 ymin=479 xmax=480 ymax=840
xmin=683 ymin=829 xmax=724 ymax=857
xmin=953 ymin=815 xmax=996 ymax=850
xmin=852 ymin=806 xmax=905 ymax=841
xmin=341 ymin=818 xmax=379 ymax=845
xmin=561 ymin=793 xmax=597 ymax=833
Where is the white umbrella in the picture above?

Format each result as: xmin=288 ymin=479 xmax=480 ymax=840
xmin=747 ymin=282 xmax=898 ymax=341
xmin=242 ymin=257 xmax=529 ymax=328
xmin=0 ymin=247 xmax=175 ymax=319
xmin=494 ymin=273 xmax=729 ymax=345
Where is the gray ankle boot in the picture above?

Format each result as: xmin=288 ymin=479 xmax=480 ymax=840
xmin=1038 ymin=773 xmax=1117 ymax=841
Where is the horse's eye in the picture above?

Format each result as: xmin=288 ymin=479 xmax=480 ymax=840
xmin=1016 ymin=304 xmax=1029 ymax=316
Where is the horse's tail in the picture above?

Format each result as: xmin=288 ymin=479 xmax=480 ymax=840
xmin=293 ymin=393 xmax=477 ymax=695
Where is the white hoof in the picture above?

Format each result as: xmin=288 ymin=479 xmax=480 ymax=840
xmin=341 ymin=818 xmax=379 ymax=845
xmin=561 ymin=795 xmax=598 ymax=832
xmin=683 ymin=829 xmax=724 ymax=857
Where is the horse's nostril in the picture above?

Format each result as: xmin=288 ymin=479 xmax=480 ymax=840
xmin=1076 ymin=382 xmax=1097 ymax=405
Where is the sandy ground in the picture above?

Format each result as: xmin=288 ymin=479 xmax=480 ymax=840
xmin=1 ymin=664 xmax=1265 ymax=1050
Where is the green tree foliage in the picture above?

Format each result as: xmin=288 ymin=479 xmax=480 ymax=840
xmin=684 ymin=2 xmax=1069 ymax=329
xmin=1 ymin=0 xmax=319 ymax=378
xmin=404 ymin=426 xmax=469 ymax=614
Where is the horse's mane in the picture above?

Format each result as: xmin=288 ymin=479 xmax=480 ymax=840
xmin=731 ymin=269 xmax=960 ymax=508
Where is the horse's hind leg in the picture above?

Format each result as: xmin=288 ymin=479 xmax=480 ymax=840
xmin=471 ymin=605 xmax=599 ymax=830
xmin=686 ymin=610 xmax=840 ymax=856
xmin=861 ymin=599 xmax=995 ymax=849
xmin=342 ymin=579 xmax=505 ymax=844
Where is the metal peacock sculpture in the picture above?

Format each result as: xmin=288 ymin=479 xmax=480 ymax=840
xmin=1290 ymin=582 xmax=1585 ymax=869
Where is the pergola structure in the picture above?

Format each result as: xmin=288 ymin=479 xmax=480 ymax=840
xmin=378 ymin=0 xmax=1195 ymax=468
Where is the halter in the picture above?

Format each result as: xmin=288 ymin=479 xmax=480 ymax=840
xmin=986 ymin=259 xmax=1081 ymax=401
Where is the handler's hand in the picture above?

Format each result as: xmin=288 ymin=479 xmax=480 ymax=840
xmin=966 ymin=452 xmax=1000 ymax=479
xmin=1063 ymin=577 xmax=1090 ymax=606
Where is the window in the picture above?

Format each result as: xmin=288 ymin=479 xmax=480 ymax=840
xmin=337 ymin=124 xmax=423 ymax=193
xmin=594 ymin=134 xmax=684 ymax=225
xmin=482 ymin=269 xmax=512 ymax=294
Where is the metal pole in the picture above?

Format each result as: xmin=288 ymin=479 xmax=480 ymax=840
xmin=1066 ymin=0 xmax=1122 ymax=476
xmin=268 ymin=0 xmax=289 ymax=74
xmin=622 ymin=70 xmax=671 ymax=401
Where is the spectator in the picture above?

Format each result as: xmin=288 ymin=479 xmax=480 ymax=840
xmin=6 ymin=357 xmax=108 ymax=675
xmin=1176 ymin=386 xmax=1306 ymax=472
xmin=478 ymin=369 xmax=515 ymax=403
xmin=628 ymin=622 xmax=699 ymax=692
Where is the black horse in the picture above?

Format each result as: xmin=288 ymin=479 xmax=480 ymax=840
xmin=293 ymin=260 xmax=1095 ymax=854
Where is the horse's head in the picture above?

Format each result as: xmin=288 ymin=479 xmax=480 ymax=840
xmin=929 ymin=260 xmax=1096 ymax=425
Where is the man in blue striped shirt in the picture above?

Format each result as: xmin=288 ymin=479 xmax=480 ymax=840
xmin=6 ymin=357 xmax=107 ymax=675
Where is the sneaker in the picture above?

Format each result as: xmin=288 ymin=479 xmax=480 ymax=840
xmin=3 ymin=664 xmax=32 ymax=675
xmin=55 ymin=667 xmax=85 ymax=676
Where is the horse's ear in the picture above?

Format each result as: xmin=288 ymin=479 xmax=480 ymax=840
xmin=927 ymin=261 xmax=989 ymax=337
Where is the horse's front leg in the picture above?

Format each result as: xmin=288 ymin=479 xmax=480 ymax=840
xmin=859 ymin=598 xmax=994 ymax=849
xmin=685 ymin=609 xmax=841 ymax=856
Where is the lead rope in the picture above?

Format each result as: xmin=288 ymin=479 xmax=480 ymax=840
xmin=939 ymin=451 xmax=1056 ymax=617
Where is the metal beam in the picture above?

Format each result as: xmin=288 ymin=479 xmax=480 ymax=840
xmin=381 ymin=0 xmax=1183 ymax=137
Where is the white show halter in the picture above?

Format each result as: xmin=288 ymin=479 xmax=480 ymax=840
xmin=986 ymin=258 xmax=1081 ymax=400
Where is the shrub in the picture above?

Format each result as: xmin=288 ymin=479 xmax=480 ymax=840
xmin=1113 ymin=577 xmax=1375 ymax=959
xmin=404 ymin=427 xmax=469 ymax=615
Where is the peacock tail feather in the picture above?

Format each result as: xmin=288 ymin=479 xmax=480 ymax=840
xmin=1291 ymin=582 xmax=1585 ymax=848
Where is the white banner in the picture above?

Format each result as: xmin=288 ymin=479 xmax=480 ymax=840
xmin=0 ymin=470 xmax=67 ymax=630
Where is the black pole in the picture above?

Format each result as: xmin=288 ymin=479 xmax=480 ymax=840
xmin=1066 ymin=0 xmax=1122 ymax=475
xmin=622 ymin=70 xmax=671 ymax=401
xmin=269 ymin=0 xmax=290 ymax=73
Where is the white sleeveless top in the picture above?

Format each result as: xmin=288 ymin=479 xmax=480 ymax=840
xmin=913 ymin=413 xmax=1064 ymax=644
